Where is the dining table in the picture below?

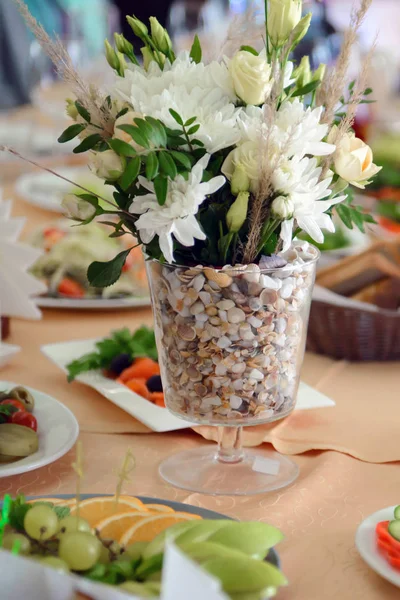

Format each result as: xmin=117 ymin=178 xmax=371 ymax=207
xmin=0 ymin=94 xmax=399 ymax=600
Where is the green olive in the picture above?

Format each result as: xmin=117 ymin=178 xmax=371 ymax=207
xmin=0 ymin=424 xmax=39 ymax=457
xmin=9 ymin=387 xmax=35 ymax=412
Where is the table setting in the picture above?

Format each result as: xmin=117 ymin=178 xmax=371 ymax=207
xmin=0 ymin=0 xmax=400 ymax=598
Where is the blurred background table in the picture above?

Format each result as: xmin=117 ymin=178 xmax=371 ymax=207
xmin=0 ymin=97 xmax=399 ymax=600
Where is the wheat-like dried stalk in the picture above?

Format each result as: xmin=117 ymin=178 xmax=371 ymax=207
xmin=14 ymin=0 xmax=113 ymax=134
xmin=318 ymin=0 xmax=373 ymax=126
xmin=216 ymin=6 xmax=264 ymax=60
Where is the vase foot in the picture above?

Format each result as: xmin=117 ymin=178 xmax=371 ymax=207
xmin=159 ymin=446 xmax=299 ymax=496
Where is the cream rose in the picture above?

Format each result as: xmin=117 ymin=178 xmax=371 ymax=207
xmin=271 ymin=195 xmax=294 ymax=219
xmin=329 ymin=127 xmax=382 ymax=189
xmin=62 ymin=194 xmax=97 ymax=221
xmin=229 ymin=51 xmax=273 ymax=106
xmin=113 ymin=110 xmax=145 ymax=151
xmin=268 ymin=0 xmax=302 ymax=48
xmin=222 ymin=141 xmax=260 ymax=193
xmin=89 ymin=150 xmax=125 ymax=181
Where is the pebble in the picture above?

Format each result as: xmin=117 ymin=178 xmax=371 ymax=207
xmin=227 ymin=307 xmax=246 ymax=324
xmin=229 ymin=395 xmax=243 ymax=409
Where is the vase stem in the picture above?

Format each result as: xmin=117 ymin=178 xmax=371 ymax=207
xmin=216 ymin=427 xmax=244 ymax=464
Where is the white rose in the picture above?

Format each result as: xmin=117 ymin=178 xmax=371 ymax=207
xmin=62 ymin=194 xmax=96 ymax=221
xmin=271 ymin=195 xmax=294 ymax=219
xmin=268 ymin=0 xmax=302 ymax=48
xmin=113 ymin=110 xmax=145 ymax=151
xmin=89 ymin=150 xmax=125 ymax=181
xmin=329 ymin=126 xmax=382 ymax=189
xmin=222 ymin=141 xmax=260 ymax=193
xmin=229 ymin=51 xmax=273 ymax=106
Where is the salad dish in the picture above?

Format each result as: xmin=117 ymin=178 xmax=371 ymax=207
xmin=29 ymin=221 xmax=150 ymax=307
xmin=356 ymin=505 xmax=400 ymax=588
xmin=0 ymin=493 xmax=285 ymax=599
xmin=0 ymin=382 xmax=79 ymax=478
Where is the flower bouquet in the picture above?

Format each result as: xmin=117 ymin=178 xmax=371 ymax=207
xmin=11 ymin=0 xmax=380 ymax=494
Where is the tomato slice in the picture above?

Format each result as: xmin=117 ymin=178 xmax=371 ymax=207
xmin=387 ymin=554 xmax=400 ymax=570
xmin=0 ymin=399 xmax=26 ymax=413
xmin=58 ymin=278 xmax=85 ymax=298
xmin=11 ymin=412 xmax=38 ymax=432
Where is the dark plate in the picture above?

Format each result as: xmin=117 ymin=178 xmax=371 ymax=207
xmin=24 ymin=494 xmax=281 ymax=568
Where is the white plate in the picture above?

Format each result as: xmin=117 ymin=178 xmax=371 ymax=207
xmin=35 ymin=295 xmax=151 ymax=310
xmin=41 ymin=338 xmax=335 ymax=433
xmin=0 ymin=344 xmax=21 ymax=369
xmin=14 ymin=166 xmax=113 ymax=213
xmin=0 ymin=122 xmax=75 ymax=162
xmin=0 ymin=381 xmax=79 ymax=478
xmin=356 ymin=506 xmax=400 ymax=588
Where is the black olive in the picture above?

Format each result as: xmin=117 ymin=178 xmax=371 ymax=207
xmin=109 ymin=353 xmax=133 ymax=376
xmin=146 ymin=375 xmax=163 ymax=393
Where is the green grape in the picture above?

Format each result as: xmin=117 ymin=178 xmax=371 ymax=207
xmin=125 ymin=541 xmax=148 ymax=561
xmin=98 ymin=539 xmax=124 ymax=564
xmin=98 ymin=544 xmax=111 ymax=565
xmin=24 ymin=505 xmax=59 ymax=541
xmin=58 ymin=532 xmax=101 ymax=571
xmin=2 ymin=533 xmax=31 ymax=555
xmin=39 ymin=557 xmax=70 ymax=574
xmin=57 ymin=515 xmax=91 ymax=536
xmin=119 ymin=582 xmax=158 ymax=597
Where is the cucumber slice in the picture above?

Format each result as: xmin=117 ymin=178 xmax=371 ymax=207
xmin=388 ymin=520 xmax=400 ymax=541
xmin=394 ymin=506 xmax=400 ymax=520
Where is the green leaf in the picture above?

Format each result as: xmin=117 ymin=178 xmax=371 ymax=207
xmin=153 ymin=175 xmax=168 ymax=205
xmin=113 ymin=191 xmax=130 ymax=211
xmin=116 ymin=124 xmax=149 ymax=149
xmin=169 ymin=109 xmax=184 ymax=126
xmin=58 ymin=124 xmax=86 ymax=143
xmin=145 ymin=152 xmax=159 ymax=180
xmin=73 ymin=134 xmax=103 ymax=154
xmin=75 ymin=101 xmax=91 ymax=123
xmin=189 ymin=34 xmax=202 ymax=64
xmin=170 ymin=150 xmax=192 ymax=169
xmin=187 ymin=124 xmax=200 ymax=135
xmin=159 ymin=152 xmax=177 ymax=179
xmin=240 ymin=45 xmax=258 ymax=56
xmin=54 ymin=505 xmax=71 ymax=519
xmin=336 ymin=204 xmax=354 ymax=229
xmin=116 ymin=106 xmax=129 ymax=119
xmin=291 ymin=80 xmax=320 ymax=98
xmin=144 ymin=117 xmax=167 ymax=147
xmin=109 ymin=138 xmax=138 ymax=157
xmin=9 ymin=496 xmax=31 ymax=531
xmin=120 ymin=156 xmax=141 ymax=190
xmin=364 ymin=87 xmax=373 ymax=95
xmin=87 ymin=248 xmax=133 ymax=288
xmin=134 ymin=118 xmax=154 ymax=139
xmin=191 ymin=138 xmax=204 ymax=147
xmin=349 ymin=80 xmax=355 ymax=92
xmin=184 ymin=116 xmax=197 ymax=127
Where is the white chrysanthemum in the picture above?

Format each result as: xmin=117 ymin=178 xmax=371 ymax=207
xmin=274 ymin=157 xmax=346 ymax=251
xmin=113 ymin=52 xmax=240 ymax=153
xmin=237 ymin=98 xmax=335 ymax=158
xmin=129 ymin=154 xmax=225 ymax=263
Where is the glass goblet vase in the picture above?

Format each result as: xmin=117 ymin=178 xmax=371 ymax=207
xmin=146 ymin=243 xmax=319 ymax=496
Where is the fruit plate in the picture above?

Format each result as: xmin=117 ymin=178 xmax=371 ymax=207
xmin=41 ymin=338 xmax=335 ymax=433
xmin=356 ymin=506 xmax=400 ymax=588
xmin=25 ymin=494 xmax=280 ymax=569
xmin=0 ymin=382 xmax=79 ymax=478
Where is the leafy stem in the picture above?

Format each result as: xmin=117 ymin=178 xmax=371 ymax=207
xmin=182 ymin=123 xmax=194 ymax=152
xmin=257 ymin=218 xmax=281 ymax=255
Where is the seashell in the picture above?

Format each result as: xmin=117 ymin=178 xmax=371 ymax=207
xmin=242 ymin=264 xmax=260 ymax=283
xmin=217 ymin=336 xmax=232 ymax=349
xmin=190 ymin=274 xmax=206 ymax=292
xmin=280 ymin=282 xmax=293 ymax=299
xmin=169 ymin=349 xmax=182 ymax=364
xmin=249 ymin=297 xmax=262 ymax=311
xmin=218 ymin=309 xmax=228 ymax=323
xmin=183 ymin=287 xmax=199 ymax=306
xmin=190 ymin=301 xmax=205 ymax=315
xmin=179 ymin=371 xmax=189 ymax=385
xmin=195 ymin=313 xmax=209 ymax=323
xmin=204 ymin=268 xmax=233 ymax=288
xmin=247 ymin=315 xmax=263 ymax=329
xmin=275 ymin=317 xmax=287 ymax=334
xmin=187 ymin=366 xmax=202 ymax=381
xmin=227 ymin=307 xmax=246 ymax=324
xmin=217 ymin=299 xmax=235 ymax=310
xmin=259 ymin=274 xmax=281 ymax=290
xmin=177 ymin=324 xmax=196 ymax=341
xmin=232 ymin=362 xmax=246 ymax=374
xmin=248 ymin=282 xmax=263 ymax=296
xmin=199 ymin=291 xmax=212 ymax=305
xmin=229 ymin=395 xmax=243 ymax=410
xmin=248 ymin=368 xmax=264 ymax=381
xmin=215 ymin=363 xmax=228 ymax=376
xmin=194 ymin=383 xmax=208 ymax=397
xmin=201 ymin=395 xmax=222 ymax=408
xmin=206 ymin=305 xmax=218 ymax=317
xmin=209 ymin=317 xmax=221 ymax=326
xmin=260 ymin=289 xmax=278 ymax=306
xmin=259 ymin=254 xmax=287 ymax=269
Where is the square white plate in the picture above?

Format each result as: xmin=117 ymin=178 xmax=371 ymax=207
xmin=41 ymin=339 xmax=335 ymax=433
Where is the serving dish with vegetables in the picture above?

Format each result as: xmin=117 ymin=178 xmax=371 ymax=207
xmin=0 ymin=493 xmax=286 ymax=599
xmin=356 ymin=505 xmax=400 ymax=588
xmin=29 ymin=221 xmax=150 ymax=309
xmin=0 ymin=382 xmax=79 ymax=478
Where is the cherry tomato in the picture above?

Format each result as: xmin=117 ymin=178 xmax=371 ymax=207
xmin=11 ymin=412 xmax=38 ymax=432
xmin=0 ymin=399 xmax=26 ymax=413
xmin=58 ymin=278 xmax=85 ymax=298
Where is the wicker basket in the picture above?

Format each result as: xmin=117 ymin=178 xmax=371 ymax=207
xmin=307 ymin=300 xmax=400 ymax=361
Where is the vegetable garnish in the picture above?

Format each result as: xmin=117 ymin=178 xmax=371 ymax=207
xmin=66 ymin=327 xmax=157 ymax=382
xmin=0 ymin=494 xmax=11 ymax=547
xmin=376 ymin=505 xmax=400 ymax=570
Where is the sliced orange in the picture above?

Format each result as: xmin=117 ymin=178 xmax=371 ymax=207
xmin=69 ymin=496 xmax=146 ymax=526
xmin=94 ymin=511 xmax=156 ymax=543
xmin=144 ymin=504 xmax=175 ymax=513
xmin=120 ymin=512 xmax=201 ymax=546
